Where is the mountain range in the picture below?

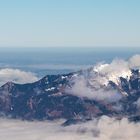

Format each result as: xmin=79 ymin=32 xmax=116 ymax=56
xmin=0 ymin=67 xmax=140 ymax=125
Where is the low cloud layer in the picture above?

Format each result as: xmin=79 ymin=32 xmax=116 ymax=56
xmin=0 ymin=68 xmax=39 ymax=86
xmin=0 ymin=117 xmax=140 ymax=140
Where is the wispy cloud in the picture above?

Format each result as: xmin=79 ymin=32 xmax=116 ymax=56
xmin=66 ymin=76 xmax=122 ymax=102
xmin=66 ymin=55 xmax=140 ymax=102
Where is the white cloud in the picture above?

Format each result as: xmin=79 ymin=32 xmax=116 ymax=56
xmin=67 ymin=55 xmax=140 ymax=102
xmin=93 ymin=54 xmax=140 ymax=86
xmin=0 ymin=117 xmax=140 ymax=140
xmin=93 ymin=58 xmax=131 ymax=86
xmin=0 ymin=68 xmax=39 ymax=86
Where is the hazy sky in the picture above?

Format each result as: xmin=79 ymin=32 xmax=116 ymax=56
xmin=0 ymin=0 xmax=140 ymax=47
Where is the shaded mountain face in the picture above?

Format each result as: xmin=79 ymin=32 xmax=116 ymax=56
xmin=0 ymin=68 xmax=140 ymax=124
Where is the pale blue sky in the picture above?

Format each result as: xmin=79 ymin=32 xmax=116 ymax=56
xmin=0 ymin=0 xmax=140 ymax=47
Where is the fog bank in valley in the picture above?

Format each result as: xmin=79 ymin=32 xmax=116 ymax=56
xmin=0 ymin=116 xmax=140 ymax=140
